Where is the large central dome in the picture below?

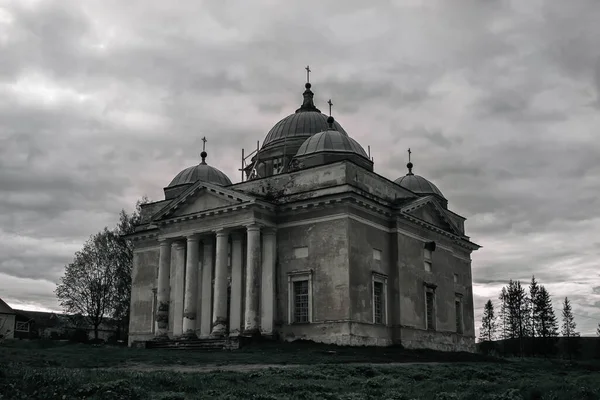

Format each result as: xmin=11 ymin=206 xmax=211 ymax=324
xmin=245 ymin=82 xmax=350 ymax=179
xmin=262 ymin=84 xmax=348 ymax=151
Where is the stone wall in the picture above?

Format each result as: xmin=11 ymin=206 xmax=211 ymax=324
xmin=275 ymin=217 xmax=350 ymax=339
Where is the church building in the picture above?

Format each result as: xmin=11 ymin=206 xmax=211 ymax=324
xmin=126 ymin=73 xmax=480 ymax=351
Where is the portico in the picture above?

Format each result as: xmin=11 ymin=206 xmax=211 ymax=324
xmin=153 ymin=221 xmax=276 ymax=340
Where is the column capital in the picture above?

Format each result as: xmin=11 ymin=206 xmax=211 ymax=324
xmin=262 ymin=227 xmax=277 ymax=236
xmin=158 ymin=238 xmax=173 ymax=246
xmin=245 ymin=223 xmax=261 ymax=232
xmin=174 ymin=240 xmax=186 ymax=250
xmin=186 ymin=233 xmax=201 ymax=241
xmin=214 ymin=228 xmax=229 ymax=237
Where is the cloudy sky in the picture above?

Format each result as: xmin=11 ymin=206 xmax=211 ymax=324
xmin=1 ymin=0 xmax=599 ymax=335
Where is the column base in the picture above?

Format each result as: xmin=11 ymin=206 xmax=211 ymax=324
xmin=178 ymin=331 xmax=198 ymax=340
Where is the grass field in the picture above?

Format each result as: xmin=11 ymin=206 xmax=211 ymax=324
xmin=1 ymin=340 xmax=599 ymax=400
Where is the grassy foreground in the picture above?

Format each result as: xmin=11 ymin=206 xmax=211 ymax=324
xmin=1 ymin=341 xmax=599 ymax=400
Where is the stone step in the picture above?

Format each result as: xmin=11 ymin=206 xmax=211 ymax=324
xmin=145 ymin=337 xmax=240 ymax=350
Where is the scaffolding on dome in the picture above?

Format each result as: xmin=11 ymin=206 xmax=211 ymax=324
xmin=239 ymin=141 xmax=260 ymax=182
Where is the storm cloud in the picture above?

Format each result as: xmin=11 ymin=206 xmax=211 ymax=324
xmin=0 ymin=0 xmax=599 ymax=335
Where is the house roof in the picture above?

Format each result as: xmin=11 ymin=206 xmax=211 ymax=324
xmin=0 ymin=298 xmax=15 ymax=314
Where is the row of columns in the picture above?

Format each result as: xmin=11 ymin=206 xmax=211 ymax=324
xmin=154 ymin=224 xmax=276 ymax=339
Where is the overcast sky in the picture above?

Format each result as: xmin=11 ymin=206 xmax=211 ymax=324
xmin=1 ymin=0 xmax=599 ymax=335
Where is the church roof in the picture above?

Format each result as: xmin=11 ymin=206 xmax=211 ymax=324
xmin=168 ymin=151 xmax=232 ymax=188
xmin=294 ymin=119 xmax=369 ymax=159
xmin=261 ymin=83 xmax=348 ymax=151
xmin=394 ymin=158 xmax=445 ymax=199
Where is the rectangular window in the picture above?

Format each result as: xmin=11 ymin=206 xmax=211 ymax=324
xmin=374 ymin=282 xmax=383 ymax=324
xmin=288 ymin=270 xmax=313 ymax=324
xmin=424 ymin=249 xmax=432 ymax=272
xmin=273 ymin=158 xmax=285 ymax=174
xmin=293 ymin=280 xmax=309 ymax=323
xmin=453 ymin=273 xmax=459 ymax=283
xmin=15 ymin=321 xmax=29 ymax=332
xmin=455 ymin=295 xmax=463 ymax=334
xmin=372 ymin=273 xmax=388 ymax=325
xmin=426 ymin=291 xmax=435 ymax=330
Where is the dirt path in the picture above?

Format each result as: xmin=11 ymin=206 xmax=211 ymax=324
xmin=118 ymin=362 xmax=443 ymax=373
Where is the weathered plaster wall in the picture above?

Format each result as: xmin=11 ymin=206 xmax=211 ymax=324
xmin=275 ymin=217 xmax=350 ymax=336
xmin=347 ymin=218 xmax=392 ymax=323
xmin=129 ymin=244 xmax=159 ymax=345
xmin=279 ymin=321 xmax=392 ymax=346
xmin=396 ymin=219 xmax=475 ymax=350
xmin=346 ymin=217 xmax=395 ymax=345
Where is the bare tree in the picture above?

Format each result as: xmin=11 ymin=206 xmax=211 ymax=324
xmin=56 ymin=229 xmax=118 ymax=340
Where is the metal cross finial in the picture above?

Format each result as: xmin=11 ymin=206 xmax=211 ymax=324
xmin=327 ymin=99 xmax=333 ymax=116
xmin=305 ymin=65 xmax=311 ymax=83
xmin=408 ymin=148 xmax=412 ymax=163
xmin=201 ymin=136 xmax=207 ymax=152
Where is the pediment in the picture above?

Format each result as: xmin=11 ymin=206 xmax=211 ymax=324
xmin=152 ymin=181 xmax=258 ymax=221
xmin=170 ymin=190 xmax=240 ymax=217
xmin=401 ymin=196 xmax=461 ymax=235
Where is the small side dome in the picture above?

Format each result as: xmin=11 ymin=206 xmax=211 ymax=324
xmin=294 ymin=130 xmax=369 ymax=159
xmin=167 ymin=152 xmax=232 ymax=188
xmin=394 ymin=158 xmax=445 ymax=199
xmin=395 ymin=174 xmax=445 ymax=198
xmin=290 ymin=116 xmax=373 ymax=172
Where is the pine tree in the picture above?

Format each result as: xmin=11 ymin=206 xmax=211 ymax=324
xmin=561 ymin=297 xmax=580 ymax=360
xmin=529 ymin=276 xmax=540 ymax=338
xmin=499 ymin=287 xmax=510 ymax=340
xmin=479 ymin=299 xmax=497 ymax=342
xmin=535 ymin=286 xmax=558 ymax=356
xmin=561 ymin=297 xmax=579 ymax=337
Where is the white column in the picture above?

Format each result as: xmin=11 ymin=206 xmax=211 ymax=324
xmin=244 ymin=224 xmax=261 ymax=335
xmin=155 ymin=239 xmax=172 ymax=338
xmin=229 ymin=231 xmax=244 ymax=336
xmin=172 ymin=241 xmax=186 ymax=337
xmin=199 ymin=236 xmax=214 ymax=338
xmin=260 ymin=228 xmax=277 ymax=336
xmin=211 ymin=229 xmax=229 ymax=336
xmin=182 ymin=234 xmax=200 ymax=337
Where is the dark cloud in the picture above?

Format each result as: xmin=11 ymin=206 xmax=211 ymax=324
xmin=0 ymin=0 xmax=599 ymax=334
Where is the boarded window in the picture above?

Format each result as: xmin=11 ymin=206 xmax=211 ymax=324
xmin=455 ymin=298 xmax=463 ymax=334
xmin=373 ymin=249 xmax=382 ymax=261
xmin=293 ymin=247 xmax=309 ymax=259
xmin=294 ymin=280 xmax=309 ymax=323
xmin=15 ymin=321 xmax=29 ymax=332
xmin=374 ymin=282 xmax=384 ymax=324
xmin=424 ymin=249 xmax=432 ymax=272
xmin=426 ymin=292 xmax=435 ymax=330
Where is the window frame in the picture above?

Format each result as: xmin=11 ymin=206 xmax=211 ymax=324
xmin=287 ymin=270 xmax=313 ymax=324
xmin=424 ymin=283 xmax=437 ymax=331
xmin=15 ymin=321 xmax=30 ymax=332
xmin=424 ymin=248 xmax=432 ymax=272
xmin=372 ymin=272 xmax=388 ymax=325
xmin=455 ymin=293 xmax=464 ymax=334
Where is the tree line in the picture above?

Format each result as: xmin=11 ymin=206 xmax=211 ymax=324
xmin=55 ymin=198 xmax=147 ymax=340
xmin=479 ymin=276 xmax=600 ymax=358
